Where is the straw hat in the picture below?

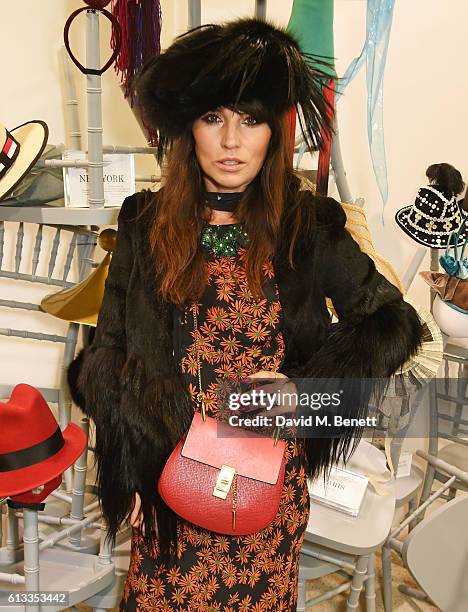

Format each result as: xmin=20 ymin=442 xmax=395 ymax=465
xmin=0 ymin=120 xmax=48 ymax=201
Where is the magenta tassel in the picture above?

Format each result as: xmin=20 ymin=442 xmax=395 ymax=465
xmin=111 ymin=0 xmax=161 ymax=144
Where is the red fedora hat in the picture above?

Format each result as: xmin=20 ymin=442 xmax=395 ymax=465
xmin=0 ymin=384 xmax=86 ymax=497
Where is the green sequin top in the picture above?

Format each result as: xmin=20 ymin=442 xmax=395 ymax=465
xmin=200 ymin=222 xmax=249 ymax=257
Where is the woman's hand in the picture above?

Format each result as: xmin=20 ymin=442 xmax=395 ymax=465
xmin=242 ymin=370 xmax=297 ymax=419
xmin=128 ymin=493 xmax=159 ymax=537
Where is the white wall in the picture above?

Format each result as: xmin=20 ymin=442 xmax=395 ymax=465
xmin=1 ymin=0 xmax=467 ymax=389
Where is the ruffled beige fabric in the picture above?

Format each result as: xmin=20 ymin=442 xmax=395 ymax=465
xmin=379 ymin=298 xmax=443 ymax=437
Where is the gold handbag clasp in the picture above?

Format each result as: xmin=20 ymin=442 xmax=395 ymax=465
xmin=213 ymin=465 xmax=236 ymax=499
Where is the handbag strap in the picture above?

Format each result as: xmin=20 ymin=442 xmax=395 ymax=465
xmin=191 ymin=304 xmax=282 ymax=445
xmin=191 ymin=304 xmax=207 ymax=421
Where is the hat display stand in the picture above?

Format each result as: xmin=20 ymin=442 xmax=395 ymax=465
xmin=0 ymin=504 xmax=115 ymax=612
xmin=0 ymin=423 xmax=116 ymax=611
xmin=0 ymin=389 xmax=115 ymax=612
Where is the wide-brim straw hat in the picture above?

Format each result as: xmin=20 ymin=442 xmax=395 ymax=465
xmin=0 ymin=120 xmax=48 ymax=201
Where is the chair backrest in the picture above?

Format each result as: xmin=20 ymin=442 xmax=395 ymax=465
xmin=402 ymin=495 xmax=468 ymax=611
xmin=0 ymin=219 xmax=97 ymax=425
xmin=430 ymin=343 xmax=468 ymax=452
xmin=0 ymin=220 xmax=97 ymax=314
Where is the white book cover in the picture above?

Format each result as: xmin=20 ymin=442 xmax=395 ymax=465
xmin=308 ymin=466 xmax=369 ymax=516
xmin=63 ymin=150 xmax=135 ymax=207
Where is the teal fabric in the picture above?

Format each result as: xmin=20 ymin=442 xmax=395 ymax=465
xmin=445 ymin=300 xmax=468 ymax=316
xmin=287 ymin=0 xmax=336 ymax=78
xmin=440 ymin=220 xmax=468 ymax=280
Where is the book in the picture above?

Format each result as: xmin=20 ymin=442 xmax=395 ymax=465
xmin=308 ymin=466 xmax=369 ymax=516
xmin=63 ymin=150 xmax=135 ymax=207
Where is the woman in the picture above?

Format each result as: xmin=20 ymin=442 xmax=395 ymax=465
xmin=68 ymin=18 xmax=424 ymax=610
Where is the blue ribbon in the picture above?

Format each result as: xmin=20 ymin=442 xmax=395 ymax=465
xmin=336 ymin=0 xmax=396 ymax=221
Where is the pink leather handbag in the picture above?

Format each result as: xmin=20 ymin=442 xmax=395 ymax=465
xmin=158 ymin=410 xmax=286 ymax=535
xmin=158 ymin=303 xmax=286 ymax=535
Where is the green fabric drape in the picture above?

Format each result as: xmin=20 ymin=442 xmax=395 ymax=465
xmin=287 ymin=0 xmax=336 ymax=78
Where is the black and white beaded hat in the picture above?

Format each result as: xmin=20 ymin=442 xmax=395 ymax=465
xmin=395 ymin=185 xmax=468 ymax=248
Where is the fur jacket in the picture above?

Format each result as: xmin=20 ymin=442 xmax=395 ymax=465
xmin=67 ymin=186 xmax=423 ymax=547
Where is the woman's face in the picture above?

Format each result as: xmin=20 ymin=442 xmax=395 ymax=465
xmin=192 ymin=107 xmax=272 ymax=193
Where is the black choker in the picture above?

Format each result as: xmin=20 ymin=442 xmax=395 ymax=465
xmin=205 ymin=191 xmax=243 ymax=212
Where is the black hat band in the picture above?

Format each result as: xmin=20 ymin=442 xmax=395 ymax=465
xmin=0 ymin=426 xmax=65 ymax=473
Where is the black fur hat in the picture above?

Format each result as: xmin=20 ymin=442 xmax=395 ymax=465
xmin=135 ymin=17 xmax=334 ymax=163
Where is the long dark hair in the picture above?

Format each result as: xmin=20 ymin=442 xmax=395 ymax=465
xmin=426 ymin=163 xmax=465 ymax=197
xmin=147 ymin=101 xmax=306 ymax=309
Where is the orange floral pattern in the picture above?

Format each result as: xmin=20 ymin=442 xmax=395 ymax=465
xmin=121 ymin=248 xmax=310 ymax=611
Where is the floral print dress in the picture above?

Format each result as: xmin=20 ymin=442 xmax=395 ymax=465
xmin=122 ymin=225 xmax=310 ymax=611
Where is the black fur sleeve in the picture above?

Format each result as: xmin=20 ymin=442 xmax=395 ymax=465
xmin=287 ymin=197 xmax=424 ymax=478
xmin=67 ymin=195 xmax=135 ymax=414
xmin=66 ymin=194 xmax=138 ymax=539
xmin=314 ymin=198 xmax=423 ymax=378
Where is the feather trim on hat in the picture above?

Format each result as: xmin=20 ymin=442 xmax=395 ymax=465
xmin=135 ymin=18 xmax=334 ymax=163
